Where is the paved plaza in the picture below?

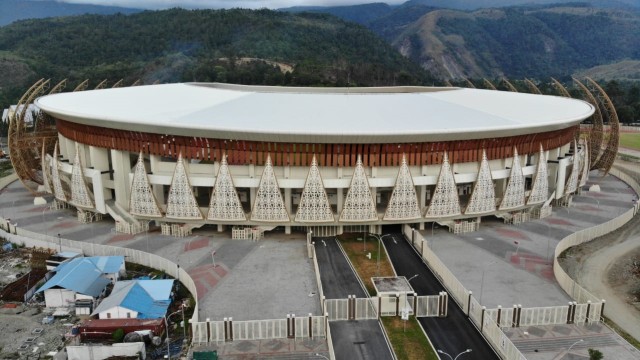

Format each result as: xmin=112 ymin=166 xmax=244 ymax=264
xmin=424 ymin=171 xmax=635 ymax=309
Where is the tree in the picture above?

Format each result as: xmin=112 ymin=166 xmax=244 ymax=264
xmin=112 ymin=328 xmax=125 ymax=342
xmin=588 ymin=348 xmax=603 ymax=360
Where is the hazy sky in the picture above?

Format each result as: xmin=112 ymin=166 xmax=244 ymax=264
xmin=55 ymin=0 xmax=402 ymax=9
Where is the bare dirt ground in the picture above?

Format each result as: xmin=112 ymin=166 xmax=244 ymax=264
xmin=0 ymin=305 xmax=71 ymax=359
xmin=559 ymin=161 xmax=640 ymax=342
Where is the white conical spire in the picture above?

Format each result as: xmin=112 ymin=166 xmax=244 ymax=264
xmin=129 ymin=152 xmax=163 ymax=218
xmin=564 ymin=140 xmax=580 ymax=195
xmin=425 ymin=152 xmax=461 ymax=218
xmin=579 ymin=142 xmax=589 ymax=187
xmin=527 ymin=144 xmax=549 ymax=205
xmin=207 ymin=155 xmax=246 ymax=221
xmin=51 ymin=142 xmax=67 ymax=202
xmin=251 ymin=155 xmax=290 ymax=222
xmin=465 ymin=149 xmax=496 ymax=215
xmin=70 ymin=143 xmax=94 ymax=209
xmin=340 ymin=155 xmax=378 ymax=222
xmin=499 ymin=147 xmax=525 ymax=210
xmin=166 ymin=153 xmax=203 ymax=220
xmin=295 ymin=155 xmax=334 ymax=223
xmin=384 ymin=154 xmax=421 ymax=220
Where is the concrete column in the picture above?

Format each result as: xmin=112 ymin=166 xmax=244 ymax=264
xmin=89 ymin=146 xmax=112 ymax=201
xmin=285 ymin=188 xmax=291 ymax=234
xmin=419 ymin=185 xmax=426 ymax=230
xmin=337 ymin=187 xmax=343 ymax=234
xmin=77 ymin=142 xmax=90 ymax=167
xmin=555 ymin=158 xmax=569 ymax=198
xmin=217 ymin=224 xmax=224 ymax=232
xmin=111 ymin=149 xmax=132 ymax=210
xmin=250 ymin=187 xmax=256 ymax=211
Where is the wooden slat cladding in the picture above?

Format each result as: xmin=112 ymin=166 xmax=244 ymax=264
xmin=56 ymin=119 xmax=577 ymax=166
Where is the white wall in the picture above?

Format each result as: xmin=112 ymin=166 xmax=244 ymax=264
xmin=67 ymin=342 xmax=145 ymax=360
xmin=44 ymin=288 xmax=75 ymax=308
xmin=98 ymin=305 xmax=138 ymax=320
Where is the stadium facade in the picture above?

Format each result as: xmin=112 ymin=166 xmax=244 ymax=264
xmin=31 ymin=83 xmax=595 ymax=237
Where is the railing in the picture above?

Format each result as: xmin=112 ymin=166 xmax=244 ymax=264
xmin=311 ymin=245 xmax=326 ymax=314
xmin=415 ymin=295 xmax=440 ymax=317
xmin=191 ymin=315 xmax=326 ymax=343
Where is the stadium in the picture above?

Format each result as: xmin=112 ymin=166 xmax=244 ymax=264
xmin=14 ymin=82 xmax=603 ymax=237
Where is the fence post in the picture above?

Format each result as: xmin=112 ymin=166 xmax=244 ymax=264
xmin=516 ymin=304 xmax=522 ymax=327
xmin=347 ymin=295 xmax=355 ymax=320
xmin=585 ymin=300 xmax=591 ymax=324
xmin=512 ymin=305 xmax=517 ymax=327
xmin=600 ymin=299 xmax=606 ymax=319
xmin=395 ymin=293 xmax=400 ymax=316
xmin=291 ymin=314 xmax=296 ymax=338
xmin=223 ymin=317 xmax=228 ymax=341
xmin=566 ymin=303 xmax=572 ymax=324
xmin=229 ymin=317 xmax=233 ymax=341
xmin=497 ymin=305 xmax=502 ymax=327
xmin=378 ymin=296 xmax=382 ymax=319
xmin=309 ymin=313 xmax=313 ymax=338
xmin=443 ymin=292 xmax=448 ymax=317
xmin=467 ymin=291 xmax=472 ymax=316
xmin=206 ymin=318 xmax=211 ymax=343
xmin=286 ymin=314 xmax=291 ymax=338
xmin=480 ymin=306 xmax=486 ymax=332
xmin=413 ymin=292 xmax=418 ymax=316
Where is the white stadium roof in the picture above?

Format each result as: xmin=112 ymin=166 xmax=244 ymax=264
xmin=35 ymin=83 xmax=594 ymax=144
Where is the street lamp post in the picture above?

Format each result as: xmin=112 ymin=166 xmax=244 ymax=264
xmin=437 ymin=349 xmax=472 ymax=360
xmin=567 ymin=339 xmax=584 ymax=353
xmin=57 ymin=233 xmax=61 ymax=253
xmin=164 ymin=310 xmax=183 ymax=360
xmin=370 ymin=234 xmax=391 ymax=276
xmin=479 ymin=260 xmax=496 ymax=305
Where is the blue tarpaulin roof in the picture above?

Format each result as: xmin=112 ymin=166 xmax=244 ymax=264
xmin=54 ymin=256 xmax=124 ymax=275
xmin=92 ymin=280 xmax=174 ymax=319
xmin=37 ymin=258 xmax=110 ymax=297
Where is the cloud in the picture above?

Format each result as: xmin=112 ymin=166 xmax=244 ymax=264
xmin=54 ymin=0 xmax=402 ymax=10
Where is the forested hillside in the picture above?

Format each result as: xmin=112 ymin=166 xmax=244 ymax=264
xmin=0 ymin=0 xmax=140 ymax=26
xmin=0 ymin=8 xmax=433 ymax=111
xmin=299 ymin=3 xmax=640 ymax=80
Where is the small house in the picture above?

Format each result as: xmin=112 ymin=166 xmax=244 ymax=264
xmin=92 ymin=279 xmax=174 ymax=320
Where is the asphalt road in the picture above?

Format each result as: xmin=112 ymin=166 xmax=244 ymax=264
xmin=314 ymin=237 xmax=367 ymax=299
xmin=383 ymin=233 xmax=499 ymax=360
xmin=314 ymin=238 xmax=393 ymax=360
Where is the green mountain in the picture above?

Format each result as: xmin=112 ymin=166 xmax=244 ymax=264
xmin=0 ymin=0 xmax=141 ymax=26
xmin=0 ymin=8 xmax=433 ymax=109
xmin=389 ymin=6 xmax=640 ymax=79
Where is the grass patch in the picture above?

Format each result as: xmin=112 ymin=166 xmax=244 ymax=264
xmin=620 ymin=132 xmax=640 ymax=151
xmin=0 ymin=161 xmax=14 ymax=178
xmin=382 ymin=317 xmax=439 ymax=360
xmin=338 ymin=234 xmax=395 ymax=295
xmin=338 ymin=234 xmax=437 ymax=360
xmin=603 ymin=316 xmax=640 ymax=350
